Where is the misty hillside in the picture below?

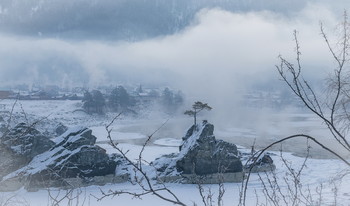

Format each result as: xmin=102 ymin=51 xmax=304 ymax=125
xmin=0 ymin=0 xmax=347 ymax=100
xmin=0 ymin=0 xmax=334 ymax=40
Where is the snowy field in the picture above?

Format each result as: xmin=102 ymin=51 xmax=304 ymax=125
xmin=0 ymin=99 xmax=349 ymax=205
xmin=1 ymin=147 xmax=349 ymax=206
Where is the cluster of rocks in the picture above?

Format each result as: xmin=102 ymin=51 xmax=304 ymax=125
xmin=0 ymin=120 xmax=276 ymax=191
xmin=152 ymin=122 xmax=275 ymax=184
xmin=0 ymin=124 xmax=127 ymax=191
xmin=152 ymin=121 xmax=276 ymax=184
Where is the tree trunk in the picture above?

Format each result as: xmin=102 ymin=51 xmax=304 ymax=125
xmin=194 ymin=109 xmax=197 ymax=126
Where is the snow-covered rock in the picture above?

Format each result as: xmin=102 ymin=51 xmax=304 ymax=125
xmin=0 ymin=123 xmax=54 ymax=179
xmin=0 ymin=127 xmax=120 ymax=191
xmin=152 ymin=122 xmax=244 ymax=183
xmin=244 ymin=153 xmax=276 ymax=173
xmin=1 ymin=123 xmax=55 ymax=158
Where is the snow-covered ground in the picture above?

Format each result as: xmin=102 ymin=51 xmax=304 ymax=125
xmin=0 ymin=100 xmax=349 ymax=205
xmin=1 ymin=145 xmax=349 ymax=206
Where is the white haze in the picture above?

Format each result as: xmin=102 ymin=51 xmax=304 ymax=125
xmin=0 ymin=3 xmax=345 ymax=135
xmin=0 ymin=4 xmax=339 ymax=85
xmin=0 ymin=4 xmax=339 ymax=100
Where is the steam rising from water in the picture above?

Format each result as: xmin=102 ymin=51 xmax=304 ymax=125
xmin=0 ymin=1 xmax=348 ymax=156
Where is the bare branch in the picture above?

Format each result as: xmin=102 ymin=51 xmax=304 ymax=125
xmin=99 ymin=114 xmax=187 ymax=206
xmin=240 ymin=133 xmax=350 ymax=206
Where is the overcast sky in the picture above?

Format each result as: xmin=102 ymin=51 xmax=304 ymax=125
xmin=0 ymin=0 xmax=348 ymax=102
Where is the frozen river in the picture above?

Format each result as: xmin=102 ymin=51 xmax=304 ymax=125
xmin=0 ymin=99 xmax=347 ymax=159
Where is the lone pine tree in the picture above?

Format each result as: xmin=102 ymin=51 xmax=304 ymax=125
xmin=184 ymin=101 xmax=212 ymax=126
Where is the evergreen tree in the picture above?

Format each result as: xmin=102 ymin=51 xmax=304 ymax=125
xmin=91 ymin=90 xmax=105 ymax=114
xmin=82 ymin=91 xmax=93 ymax=114
xmin=184 ymin=101 xmax=212 ymax=126
xmin=82 ymin=90 xmax=105 ymax=114
xmin=161 ymin=87 xmax=174 ymax=108
xmin=149 ymin=89 xmax=160 ymax=98
xmin=109 ymin=87 xmax=120 ymax=111
xmin=117 ymin=86 xmax=130 ymax=110
xmin=160 ymin=88 xmax=184 ymax=113
xmin=109 ymin=86 xmax=131 ymax=112
xmin=174 ymin=90 xmax=184 ymax=106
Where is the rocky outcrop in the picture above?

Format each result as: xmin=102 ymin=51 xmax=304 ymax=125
xmin=244 ymin=153 xmax=276 ymax=173
xmin=1 ymin=123 xmax=55 ymax=158
xmin=0 ymin=123 xmax=55 ymax=179
xmin=0 ymin=127 xmax=119 ymax=191
xmin=152 ymin=122 xmax=244 ymax=183
xmin=177 ymin=123 xmax=242 ymax=175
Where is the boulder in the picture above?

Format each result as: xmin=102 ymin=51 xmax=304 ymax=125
xmin=0 ymin=123 xmax=54 ymax=178
xmin=176 ymin=123 xmax=242 ymax=175
xmin=244 ymin=153 xmax=276 ymax=173
xmin=1 ymin=123 xmax=55 ymax=159
xmin=0 ymin=127 xmax=118 ymax=191
xmin=152 ymin=122 xmax=243 ymax=183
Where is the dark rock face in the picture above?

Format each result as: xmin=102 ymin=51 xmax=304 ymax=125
xmin=244 ymin=153 xmax=276 ymax=173
xmin=30 ymin=127 xmax=116 ymax=179
xmin=1 ymin=123 xmax=55 ymax=159
xmin=0 ymin=127 xmax=118 ymax=191
xmin=176 ymin=123 xmax=242 ymax=175
xmin=55 ymin=123 xmax=68 ymax=136
xmin=153 ymin=122 xmax=243 ymax=183
xmin=0 ymin=123 xmax=54 ymax=178
xmin=260 ymin=154 xmax=273 ymax=164
xmin=53 ymin=127 xmax=96 ymax=150
xmin=0 ymin=145 xmax=24 ymax=179
xmin=26 ymin=144 xmax=117 ymax=190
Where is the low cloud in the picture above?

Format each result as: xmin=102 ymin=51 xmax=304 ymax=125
xmin=0 ymin=3 xmax=344 ymax=125
xmin=0 ymin=4 xmax=339 ymax=85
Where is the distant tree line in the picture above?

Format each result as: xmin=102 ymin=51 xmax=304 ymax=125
xmin=82 ymin=90 xmax=106 ymax=114
xmin=82 ymin=86 xmax=184 ymax=115
xmin=160 ymin=88 xmax=184 ymax=114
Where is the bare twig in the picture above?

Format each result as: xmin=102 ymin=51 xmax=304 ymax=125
xmin=240 ymin=133 xmax=350 ymax=206
xmin=98 ymin=114 xmax=187 ymax=206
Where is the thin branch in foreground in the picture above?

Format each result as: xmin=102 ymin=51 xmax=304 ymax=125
xmin=97 ymin=114 xmax=187 ymax=206
xmin=239 ymin=134 xmax=350 ymax=206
